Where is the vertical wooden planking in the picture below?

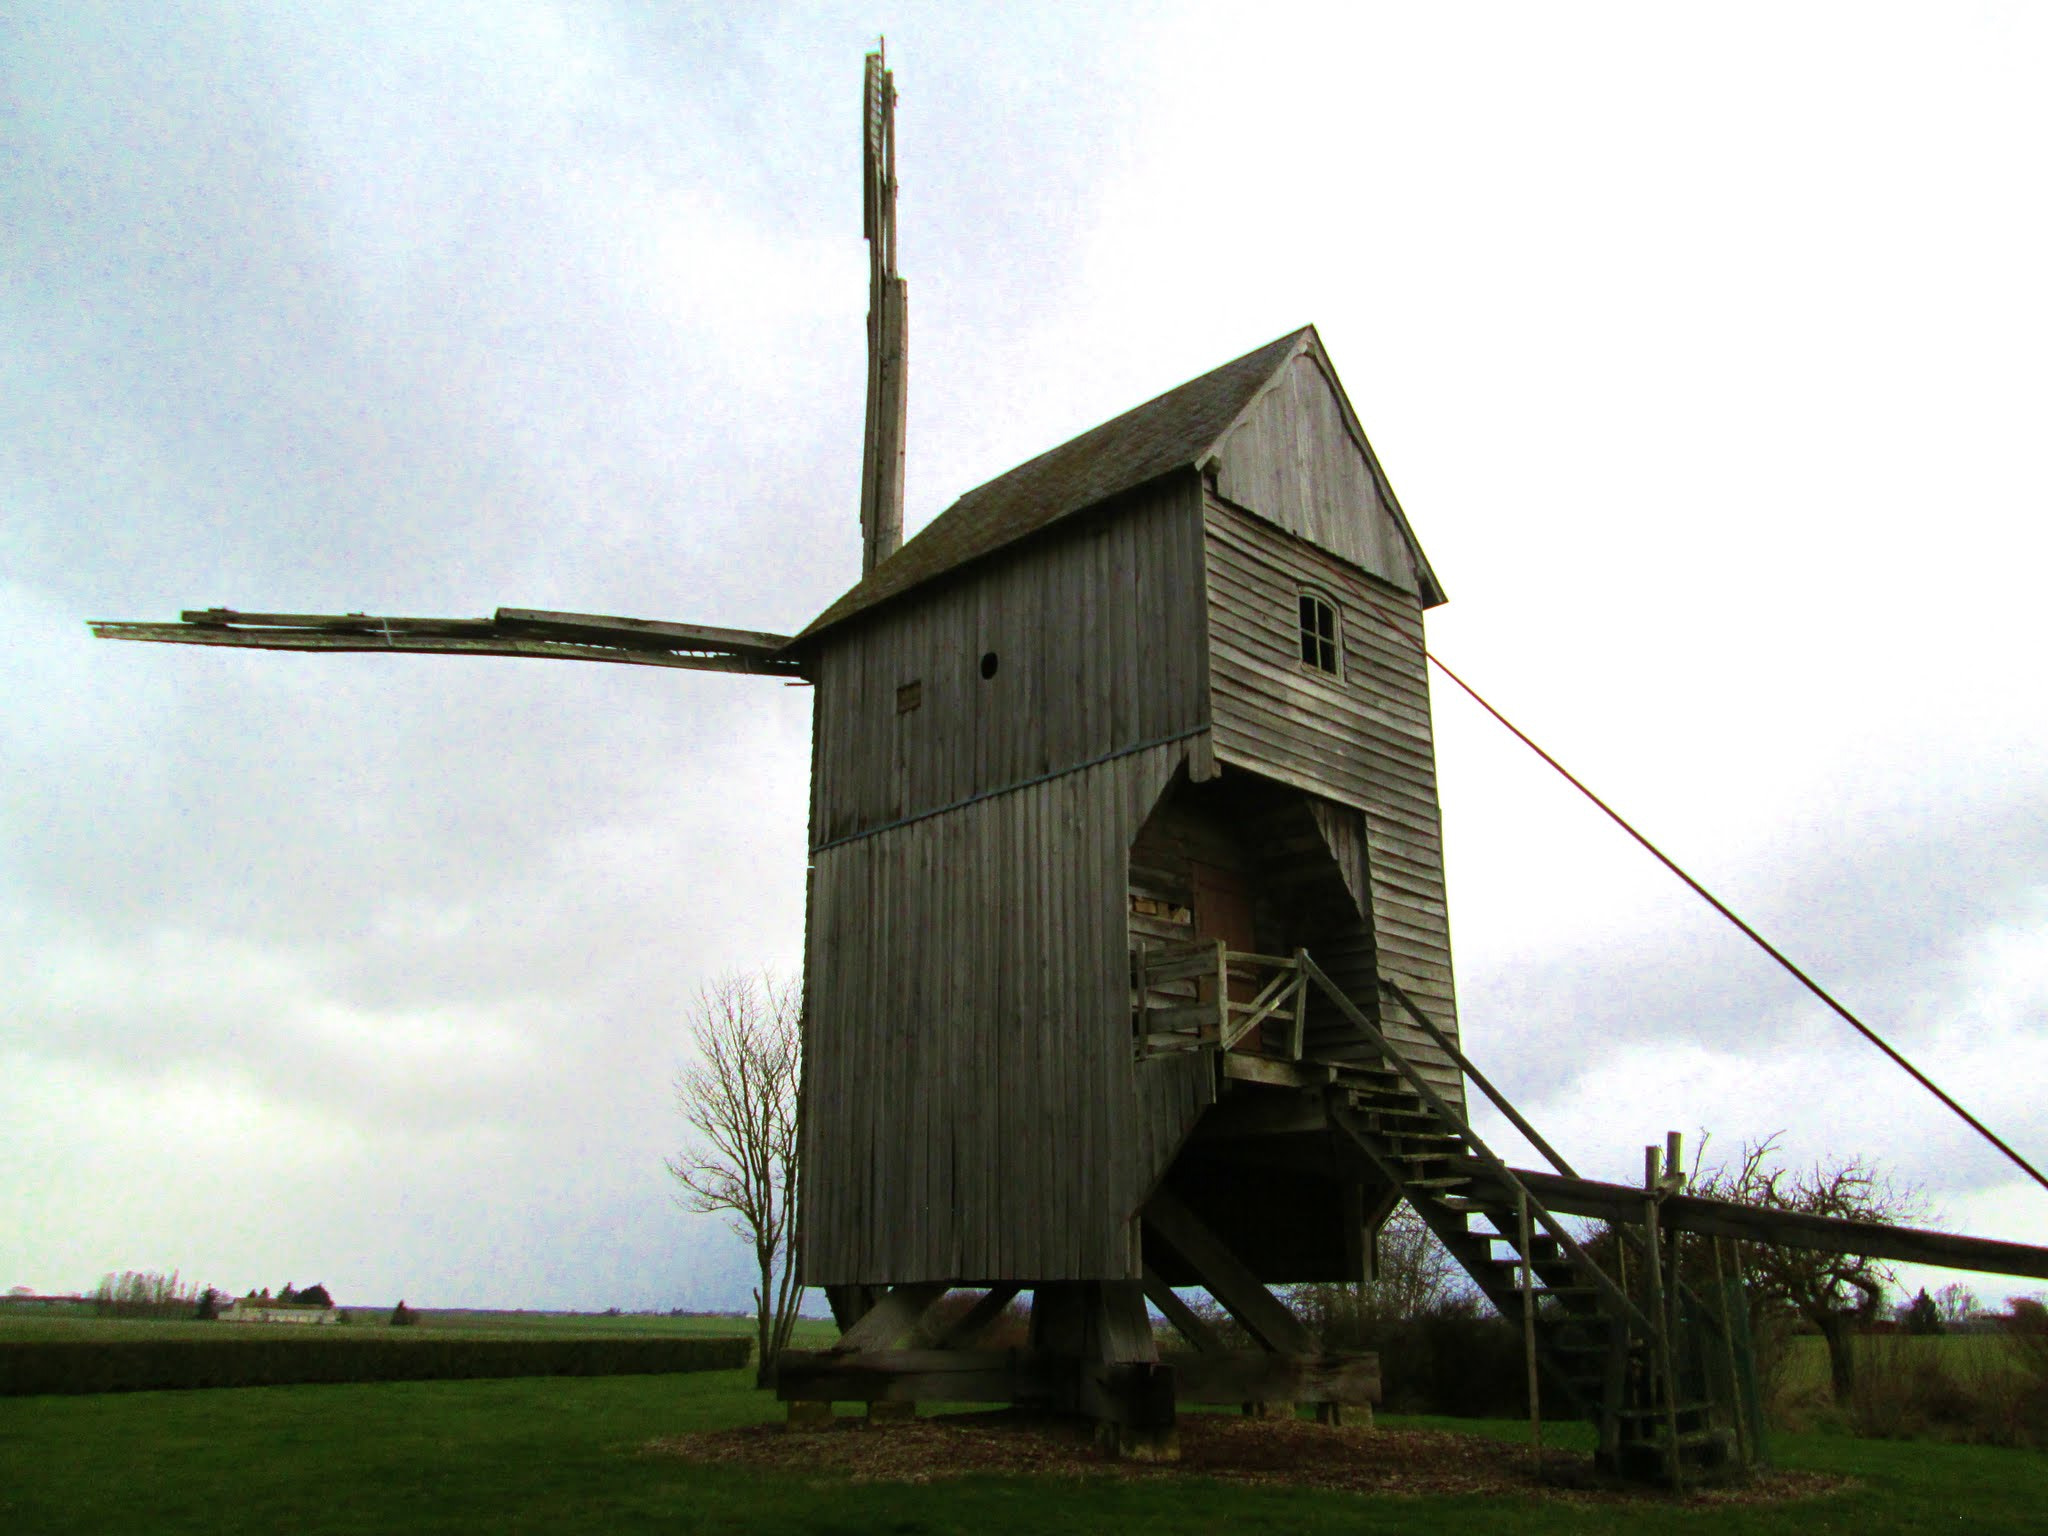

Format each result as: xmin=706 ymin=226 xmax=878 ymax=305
xmin=804 ymin=479 xmax=1220 ymax=1285
xmin=1077 ymin=761 xmax=1106 ymax=1273
xmin=809 ymin=477 xmax=1208 ymax=846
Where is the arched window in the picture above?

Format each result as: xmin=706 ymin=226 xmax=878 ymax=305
xmin=1298 ymin=588 xmax=1340 ymax=676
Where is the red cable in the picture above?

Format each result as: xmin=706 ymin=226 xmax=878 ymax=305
xmin=1361 ymin=596 xmax=2047 ymax=1197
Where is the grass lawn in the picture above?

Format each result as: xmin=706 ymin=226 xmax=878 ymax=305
xmin=1776 ymin=1331 xmax=2020 ymax=1388
xmin=2 ymin=1368 xmax=2042 ymax=1536
xmin=0 ymin=1311 xmax=840 ymax=1347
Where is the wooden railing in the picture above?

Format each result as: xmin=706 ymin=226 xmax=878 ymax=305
xmin=1131 ymin=941 xmax=1308 ymax=1060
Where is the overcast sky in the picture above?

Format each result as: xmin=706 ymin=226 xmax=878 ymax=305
xmin=6 ymin=2 xmax=2044 ymax=1312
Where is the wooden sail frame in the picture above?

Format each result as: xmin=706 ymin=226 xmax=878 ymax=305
xmin=89 ymin=607 xmax=804 ymax=676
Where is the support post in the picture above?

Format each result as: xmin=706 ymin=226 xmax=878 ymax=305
xmin=1519 ymin=1189 xmax=1542 ymax=1473
xmin=1644 ymin=1144 xmax=1682 ymax=1493
xmin=1712 ymin=1237 xmax=1748 ymax=1469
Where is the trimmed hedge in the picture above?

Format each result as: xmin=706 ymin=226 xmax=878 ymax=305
xmin=0 ymin=1334 xmax=751 ymax=1397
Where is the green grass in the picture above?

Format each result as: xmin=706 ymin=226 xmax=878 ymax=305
xmin=2 ymin=1369 xmax=2041 ymax=1536
xmin=1776 ymin=1332 xmax=2019 ymax=1391
xmin=0 ymin=1310 xmax=839 ymax=1347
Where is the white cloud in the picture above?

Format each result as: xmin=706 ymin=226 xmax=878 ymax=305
xmin=6 ymin=0 xmax=2045 ymax=1312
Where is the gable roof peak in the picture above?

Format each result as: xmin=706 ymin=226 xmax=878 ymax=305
xmin=797 ymin=326 xmax=1346 ymax=641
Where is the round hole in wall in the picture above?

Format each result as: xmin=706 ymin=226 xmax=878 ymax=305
xmin=979 ymin=651 xmax=999 ymax=680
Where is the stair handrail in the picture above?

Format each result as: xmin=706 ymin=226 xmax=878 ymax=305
xmin=1378 ymin=976 xmax=1579 ymax=1179
xmin=1133 ymin=944 xmax=1307 ymax=1061
xmin=1219 ymin=960 xmax=1306 ymax=1054
xmin=1300 ymin=955 xmax=1658 ymax=1339
xmin=1375 ymin=978 xmax=1737 ymax=1353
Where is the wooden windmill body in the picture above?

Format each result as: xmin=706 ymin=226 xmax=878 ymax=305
xmin=799 ymin=319 xmax=1458 ymax=1294
xmin=97 ymin=49 xmax=2048 ymax=1476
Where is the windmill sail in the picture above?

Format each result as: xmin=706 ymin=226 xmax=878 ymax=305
xmin=90 ymin=607 xmax=803 ymax=676
xmin=859 ymin=44 xmax=907 ymax=577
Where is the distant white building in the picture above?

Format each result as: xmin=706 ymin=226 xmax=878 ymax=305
xmin=219 ymin=1300 xmax=339 ymax=1325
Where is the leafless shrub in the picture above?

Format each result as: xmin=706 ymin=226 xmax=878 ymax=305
xmin=1694 ymin=1134 xmax=1923 ymax=1406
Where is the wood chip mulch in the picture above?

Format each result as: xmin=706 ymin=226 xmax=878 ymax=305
xmin=648 ymin=1410 xmax=1850 ymax=1505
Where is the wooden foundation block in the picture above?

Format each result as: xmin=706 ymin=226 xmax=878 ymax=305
xmin=1242 ymin=1399 xmax=1297 ymax=1420
xmin=1316 ymin=1401 xmax=1370 ymax=1428
xmin=865 ymin=1399 xmax=917 ymax=1424
xmin=1095 ymin=1419 xmax=1181 ymax=1462
xmin=785 ymin=1400 xmax=834 ymax=1431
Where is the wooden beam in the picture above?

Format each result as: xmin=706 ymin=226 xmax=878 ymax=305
xmin=180 ymin=610 xmax=499 ymax=633
xmin=1359 ymin=1182 xmax=1402 ymax=1283
xmin=1141 ymin=1266 xmax=1226 ymax=1355
xmin=1091 ymin=1282 xmax=1159 ymax=1365
xmin=1191 ymin=1089 xmax=1330 ymax=1140
xmin=832 ymin=1281 xmax=951 ymax=1353
xmin=1221 ymin=1054 xmax=1335 ymax=1089
xmin=1142 ymin=1186 xmax=1318 ymax=1355
xmin=153 ymin=607 xmax=795 ymax=655
xmin=493 ymin=608 xmax=793 ymax=657
xmin=89 ymin=623 xmax=803 ymax=675
xmin=823 ymin=1284 xmax=883 ymax=1333
xmin=1171 ymin=1350 xmax=1380 ymax=1406
xmin=1078 ymin=1361 xmax=1178 ymax=1434
xmin=777 ymin=1347 xmax=1045 ymax=1405
xmin=916 ymin=1284 xmax=1020 ymax=1349
xmin=1501 ymin=1168 xmax=2048 ymax=1281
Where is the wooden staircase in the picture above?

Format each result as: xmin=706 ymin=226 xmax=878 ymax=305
xmin=1134 ymin=944 xmax=1760 ymax=1484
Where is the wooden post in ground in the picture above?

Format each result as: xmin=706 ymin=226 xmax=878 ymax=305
xmin=1519 ymin=1188 xmax=1542 ymax=1474
xmin=1032 ymin=1281 xmax=1179 ymax=1461
xmin=1644 ymin=1144 xmax=1682 ymax=1493
xmin=1712 ymin=1237 xmax=1749 ymax=1469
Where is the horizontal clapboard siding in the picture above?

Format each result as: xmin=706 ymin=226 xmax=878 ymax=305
xmin=810 ymin=475 xmax=1209 ymax=847
xmin=802 ymin=743 xmax=1192 ymax=1285
xmin=1204 ymin=493 xmax=1462 ymax=1086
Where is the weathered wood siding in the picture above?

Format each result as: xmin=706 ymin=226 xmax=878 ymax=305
xmin=804 ymin=742 xmax=1202 ymax=1284
xmin=1203 ymin=493 xmax=1461 ymax=1094
xmin=1211 ymin=348 xmax=1420 ymax=596
xmin=1305 ymin=799 xmax=1459 ymax=1102
xmin=810 ymin=476 xmax=1210 ymax=847
xmin=803 ymin=474 xmax=1215 ymax=1285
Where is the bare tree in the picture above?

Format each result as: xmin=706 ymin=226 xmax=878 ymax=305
xmin=1698 ymin=1134 xmax=1923 ymax=1405
xmin=1934 ymin=1282 xmax=1980 ymax=1329
xmin=665 ymin=972 xmax=803 ymax=1385
xmin=1284 ymin=1203 xmax=1473 ymax=1344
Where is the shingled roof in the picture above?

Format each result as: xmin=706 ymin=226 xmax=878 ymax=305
xmin=797 ymin=327 xmax=1311 ymax=642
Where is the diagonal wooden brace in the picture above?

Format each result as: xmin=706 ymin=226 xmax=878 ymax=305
xmin=912 ymin=1284 xmax=1021 ymax=1349
xmin=832 ymin=1281 xmax=951 ymax=1353
xmin=1141 ymin=1187 xmax=1317 ymax=1355
xmin=1142 ymin=1265 xmax=1228 ymax=1355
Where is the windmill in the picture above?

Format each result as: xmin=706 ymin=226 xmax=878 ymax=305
xmin=94 ymin=48 xmax=2048 ymax=1476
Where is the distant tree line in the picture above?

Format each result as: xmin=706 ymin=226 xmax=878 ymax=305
xmin=91 ymin=1271 xmax=207 ymax=1320
xmin=242 ymin=1282 xmax=335 ymax=1309
xmin=89 ymin=1272 xmax=345 ymax=1320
